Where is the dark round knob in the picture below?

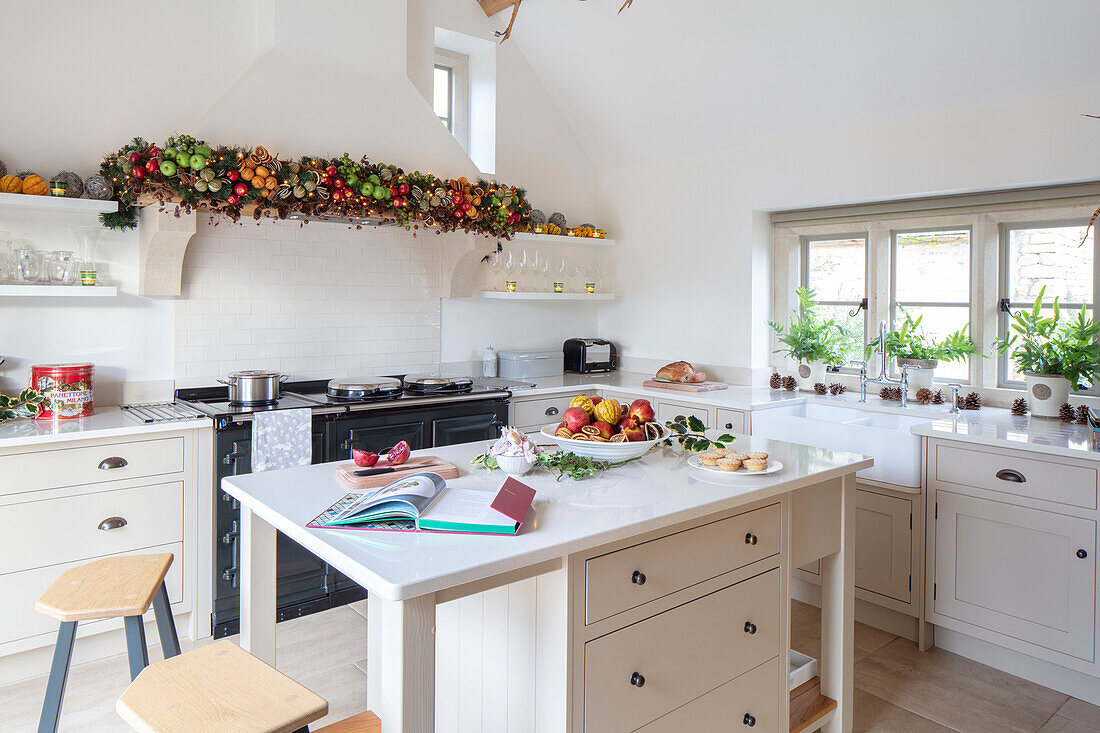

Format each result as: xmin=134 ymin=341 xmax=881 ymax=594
xmin=743 ymin=713 xmax=756 ymax=727
xmin=744 ymin=621 xmax=757 ymax=634
xmin=725 ymin=422 xmax=733 ymax=429
xmin=1078 ymin=549 xmax=1088 ymax=559
xmin=631 ymin=570 xmax=646 ymax=585
xmin=630 ymin=672 xmax=645 ymax=687
xmin=745 ymin=532 xmax=758 ymax=545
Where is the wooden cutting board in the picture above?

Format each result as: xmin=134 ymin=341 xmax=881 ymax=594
xmin=642 ymin=379 xmax=728 ymax=392
xmin=335 ymin=456 xmax=459 ymax=490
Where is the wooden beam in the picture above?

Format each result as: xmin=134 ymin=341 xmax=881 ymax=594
xmin=479 ymin=0 xmax=516 ymax=17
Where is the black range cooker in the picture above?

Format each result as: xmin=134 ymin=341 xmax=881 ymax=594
xmin=178 ymin=373 xmax=509 ymax=638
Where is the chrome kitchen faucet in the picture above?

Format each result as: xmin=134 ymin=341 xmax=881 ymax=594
xmin=851 ymin=321 xmax=921 ymax=408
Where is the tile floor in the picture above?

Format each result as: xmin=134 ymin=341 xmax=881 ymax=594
xmin=3 ymin=598 xmax=1098 ymax=732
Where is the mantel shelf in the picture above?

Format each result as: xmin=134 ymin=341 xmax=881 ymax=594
xmin=0 ymin=285 xmax=117 ymax=297
xmin=476 ymin=290 xmax=614 ymax=301
xmin=509 ymin=232 xmax=615 ymax=247
xmin=0 ymin=192 xmax=117 ymax=215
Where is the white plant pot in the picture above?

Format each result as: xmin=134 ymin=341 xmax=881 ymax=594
xmin=898 ymin=358 xmax=937 ymax=399
xmin=796 ymin=360 xmax=827 ymax=391
xmin=1024 ymin=373 xmax=1071 ymax=419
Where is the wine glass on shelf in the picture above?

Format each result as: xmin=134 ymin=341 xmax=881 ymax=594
xmin=487 ymin=249 xmax=503 ymax=291
xmin=503 ymin=249 xmax=518 ymax=292
xmin=540 ymin=255 xmax=552 ymax=292
xmin=518 ymin=249 xmax=533 ymax=291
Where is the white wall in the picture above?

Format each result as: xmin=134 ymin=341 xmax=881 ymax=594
xmin=0 ymin=0 xmax=599 ymax=397
xmin=440 ymin=298 xmax=598 ymax=367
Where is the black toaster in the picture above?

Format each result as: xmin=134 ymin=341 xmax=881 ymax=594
xmin=563 ymin=338 xmax=618 ymax=373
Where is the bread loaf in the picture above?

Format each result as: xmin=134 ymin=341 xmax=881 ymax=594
xmin=656 ymin=361 xmax=706 ymax=383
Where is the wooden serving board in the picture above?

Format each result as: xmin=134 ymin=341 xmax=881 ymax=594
xmin=642 ymin=379 xmax=729 ymax=392
xmin=335 ymin=456 xmax=459 ymax=490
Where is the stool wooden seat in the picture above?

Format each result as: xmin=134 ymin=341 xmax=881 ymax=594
xmin=117 ymin=640 xmax=329 ymax=733
xmin=35 ymin=553 xmax=174 ymax=622
xmin=36 ymin=553 xmax=181 ymax=733
xmin=314 ymin=711 xmax=381 ymax=733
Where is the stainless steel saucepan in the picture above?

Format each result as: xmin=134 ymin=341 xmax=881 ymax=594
xmin=218 ymin=370 xmax=288 ymax=404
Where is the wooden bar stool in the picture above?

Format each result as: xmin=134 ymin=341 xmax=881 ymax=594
xmin=35 ymin=553 xmax=180 ymax=733
xmin=117 ymin=640 xmax=381 ymax=733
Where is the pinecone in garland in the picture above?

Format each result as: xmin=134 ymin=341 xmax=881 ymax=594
xmin=1010 ymin=397 xmax=1028 ymax=416
xmin=915 ymin=387 xmax=934 ymax=405
xmin=814 ymin=382 xmax=827 ymax=395
xmin=828 ymin=382 xmax=846 ymax=396
xmin=781 ymin=375 xmax=797 ymax=391
xmin=931 ymin=390 xmax=945 ymax=405
xmin=963 ymin=392 xmax=982 ymax=410
xmin=1059 ymin=402 xmax=1076 ymax=423
xmin=769 ymin=372 xmax=782 ymax=389
xmin=1076 ymin=404 xmax=1090 ymax=425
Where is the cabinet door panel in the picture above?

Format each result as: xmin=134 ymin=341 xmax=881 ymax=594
xmin=855 ymin=490 xmax=912 ymax=603
xmin=716 ymin=407 xmax=747 ymax=434
xmin=433 ymin=412 xmax=504 ymax=448
xmin=655 ymin=400 xmax=713 ymax=427
xmin=935 ymin=492 xmax=1095 ymax=660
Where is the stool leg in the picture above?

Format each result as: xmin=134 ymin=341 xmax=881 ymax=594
xmin=151 ymin=581 xmax=181 ymax=658
xmin=123 ymin=616 xmax=149 ymax=681
xmin=38 ymin=621 xmax=77 ymax=733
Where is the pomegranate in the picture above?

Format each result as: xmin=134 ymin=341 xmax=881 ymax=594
xmin=352 ymin=449 xmax=379 ymax=468
xmin=387 ymin=440 xmax=411 ymax=465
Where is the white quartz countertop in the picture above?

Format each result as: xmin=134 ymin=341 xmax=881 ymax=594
xmin=509 ymin=371 xmax=806 ymax=410
xmin=222 ymin=437 xmax=872 ymax=601
xmin=911 ymin=410 xmax=1098 ymax=461
xmin=0 ymin=407 xmax=211 ymax=449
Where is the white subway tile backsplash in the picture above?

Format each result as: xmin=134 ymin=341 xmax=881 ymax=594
xmin=174 ymin=219 xmax=442 ymax=383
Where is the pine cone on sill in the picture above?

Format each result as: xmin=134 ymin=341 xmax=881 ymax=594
xmin=879 ymin=386 xmax=902 ymax=401
xmin=782 ymin=375 xmax=797 ymax=391
xmin=931 ymin=390 xmax=945 ymax=405
xmin=1059 ymin=402 xmax=1076 ymax=423
xmin=1010 ymin=397 xmax=1028 ymax=416
xmin=828 ymin=382 xmax=847 ymax=395
xmin=1076 ymin=404 xmax=1090 ymax=425
xmin=814 ymin=382 xmax=827 ymax=395
xmin=915 ymin=387 xmax=934 ymax=405
xmin=769 ymin=372 xmax=782 ymax=390
xmin=963 ymin=392 xmax=982 ymax=410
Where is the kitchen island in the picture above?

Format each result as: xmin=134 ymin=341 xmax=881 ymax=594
xmin=222 ymin=435 xmax=871 ymax=733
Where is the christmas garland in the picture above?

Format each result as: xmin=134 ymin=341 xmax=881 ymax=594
xmin=98 ymin=135 xmax=532 ymax=236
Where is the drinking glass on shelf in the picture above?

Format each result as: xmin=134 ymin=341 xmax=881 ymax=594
xmin=486 ymin=249 xmax=503 ymax=290
xmin=504 ymin=249 xmax=518 ymax=292
xmin=518 ymin=249 xmax=533 ymax=290
xmin=540 ymin=256 xmax=552 ymax=292
xmin=11 ymin=248 xmax=39 ymax=284
xmin=48 ymin=251 xmax=79 ymax=285
xmin=0 ymin=231 xmax=11 ymax=284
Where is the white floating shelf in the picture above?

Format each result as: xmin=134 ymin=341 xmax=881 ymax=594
xmin=509 ymin=232 xmax=615 ymax=247
xmin=0 ymin=285 xmax=118 ymax=297
xmin=0 ymin=191 xmax=118 ymax=214
xmin=477 ymin=290 xmax=614 ymax=301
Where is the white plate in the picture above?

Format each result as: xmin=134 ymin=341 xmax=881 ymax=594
xmin=540 ymin=422 xmax=669 ymax=460
xmin=687 ymin=454 xmax=783 ymax=476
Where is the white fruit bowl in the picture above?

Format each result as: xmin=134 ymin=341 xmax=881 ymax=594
xmin=539 ymin=422 xmax=668 ymax=460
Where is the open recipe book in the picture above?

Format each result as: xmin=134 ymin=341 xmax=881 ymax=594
xmin=307 ymin=472 xmax=535 ymax=535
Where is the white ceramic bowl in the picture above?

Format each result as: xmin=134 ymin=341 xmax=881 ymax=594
xmin=493 ymin=453 xmax=537 ymax=476
xmin=539 ymin=422 xmax=668 ymax=460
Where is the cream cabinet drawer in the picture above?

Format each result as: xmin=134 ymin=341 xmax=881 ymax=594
xmin=511 ymin=396 xmax=576 ymax=430
xmin=586 ymin=503 xmax=780 ymax=624
xmin=656 ymin=400 xmax=714 ymax=426
xmin=0 ymin=542 xmax=184 ymax=646
xmin=584 ymin=569 xmax=780 ymax=733
xmin=0 ymin=482 xmax=183 ymax=575
xmin=717 ymin=407 xmax=747 ymax=434
xmin=932 ymin=442 xmax=1097 ymax=509
xmin=636 ymin=657 xmax=781 ymax=733
xmin=0 ymin=437 xmax=185 ymax=496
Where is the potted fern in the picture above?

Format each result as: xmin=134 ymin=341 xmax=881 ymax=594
xmin=769 ymin=287 xmax=848 ymax=389
xmin=992 ymin=287 xmax=1100 ymax=418
xmin=865 ymin=313 xmax=979 ymax=397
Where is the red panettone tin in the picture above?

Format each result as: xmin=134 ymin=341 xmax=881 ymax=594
xmin=31 ymin=363 xmax=95 ymax=420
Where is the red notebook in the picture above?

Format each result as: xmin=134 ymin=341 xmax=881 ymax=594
xmin=307 ymin=472 xmax=535 ymax=535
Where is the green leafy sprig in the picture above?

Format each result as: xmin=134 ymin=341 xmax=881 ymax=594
xmin=663 ymin=414 xmax=735 ymax=452
xmin=865 ymin=311 xmax=980 ymax=363
xmin=992 ymin=286 xmax=1100 ymax=390
xmin=0 ymin=388 xmax=45 ymax=422
xmin=470 ymin=449 xmax=644 ymax=481
xmin=769 ymin=287 xmax=849 ymax=366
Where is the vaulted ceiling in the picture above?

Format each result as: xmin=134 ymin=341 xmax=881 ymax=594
xmin=508 ymin=0 xmax=1100 ymax=171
